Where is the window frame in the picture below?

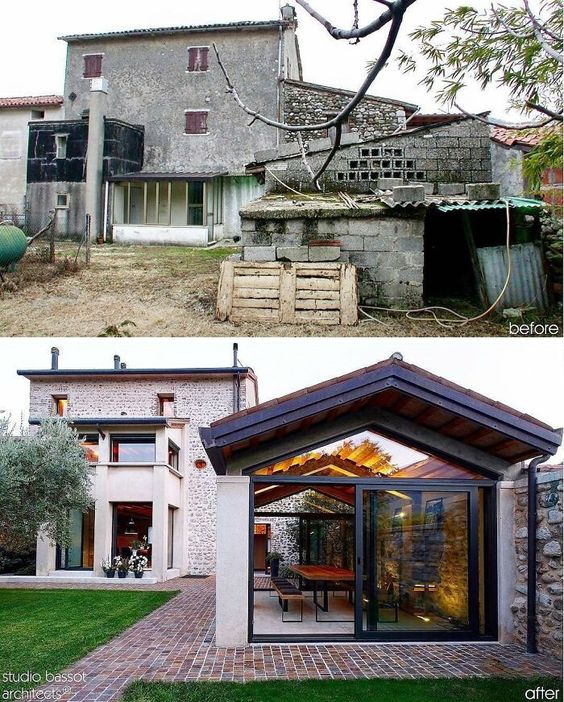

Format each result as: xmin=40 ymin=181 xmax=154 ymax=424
xmin=55 ymin=193 xmax=70 ymax=209
xmin=168 ymin=441 xmax=180 ymax=470
xmin=112 ymin=180 xmax=206 ymax=227
xmin=158 ymin=394 xmax=175 ymax=417
xmin=184 ymin=110 xmax=209 ymax=136
xmin=186 ymin=46 xmax=210 ymax=73
xmin=82 ymin=53 xmax=104 ymax=79
xmin=55 ymin=134 xmax=69 ymax=160
xmin=52 ymin=395 xmax=68 ymax=417
xmin=110 ymin=434 xmax=157 ymax=464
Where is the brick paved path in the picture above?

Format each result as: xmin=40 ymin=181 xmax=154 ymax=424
xmin=13 ymin=576 xmax=561 ymax=702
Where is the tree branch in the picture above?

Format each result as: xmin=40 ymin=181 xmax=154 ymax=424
xmin=294 ymin=0 xmax=416 ymax=41
xmin=523 ymin=0 xmax=563 ymax=64
xmin=525 ymin=100 xmax=564 ymax=121
xmin=454 ymin=101 xmax=560 ymax=128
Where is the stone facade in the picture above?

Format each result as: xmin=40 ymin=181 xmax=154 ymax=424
xmin=512 ymin=469 xmax=563 ymax=659
xmin=28 ymin=373 xmax=257 ymax=576
xmin=281 ymin=80 xmax=412 ymax=144
xmin=241 ymin=206 xmax=425 ymax=306
xmin=259 ymin=117 xmax=492 ymax=194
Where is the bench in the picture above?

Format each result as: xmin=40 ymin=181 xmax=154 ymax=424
xmin=271 ymin=577 xmax=304 ymax=622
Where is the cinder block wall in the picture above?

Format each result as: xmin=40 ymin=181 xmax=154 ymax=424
xmin=29 ymin=376 xmax=250 ymax=575
xmin=241 ymin=212 xmax=425 ymax=307
xmin=512 ymin=469 xmax=563 ymax=658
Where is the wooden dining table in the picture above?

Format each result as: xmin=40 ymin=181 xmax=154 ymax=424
xmin=288 ymin=564 xmax=355 ymax=613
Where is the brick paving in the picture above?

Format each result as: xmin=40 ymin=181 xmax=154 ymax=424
xmin=6 ymin=576 xmax=560 ymax=702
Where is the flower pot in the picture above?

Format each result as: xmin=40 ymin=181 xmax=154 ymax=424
xmin=134 ymin=571 xmax=143 ymax=579
xmin=117 ymin=571 xmax=127 ymax=579
xmin=105 ymin=570 xmax=116 ymax=578
xmin=270 ymin=558 xmax=280 ymax=577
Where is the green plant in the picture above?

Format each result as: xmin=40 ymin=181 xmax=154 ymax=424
xmin=98 ymin=320 xmax=137 ymax=337
xmin=265 ymin=551 xmax=282 ymax=563
xmin=130 ymin=539 xmax=143 ymax=550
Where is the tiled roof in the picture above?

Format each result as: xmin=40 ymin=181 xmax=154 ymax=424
xmin=491 ymin=124 xmax=561 ymax=147
xmin=59 ymin=20 xmax=282 ymax=42
xmin=0 ymin=95 xmax=63 ymax=109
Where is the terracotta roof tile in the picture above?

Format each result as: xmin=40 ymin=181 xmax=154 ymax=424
xmin=490 ymin=124 xmax=561 ymax=147
xmin=0 ymin=95 xmax=63 ymax=109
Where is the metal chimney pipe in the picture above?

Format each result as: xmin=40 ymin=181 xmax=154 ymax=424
xmin=233 ymin=342 xmax=239 ymax=367
xmin=51 ymin=347 xmax=59 ymax=370
xmin=120 ymin=362 xmax=127 ymax=369
xmin=113 ymin=355 xmax=120 ymax=370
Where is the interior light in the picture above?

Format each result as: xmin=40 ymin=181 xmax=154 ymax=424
xmin=416 ymin=615 xmax=431 ymax=623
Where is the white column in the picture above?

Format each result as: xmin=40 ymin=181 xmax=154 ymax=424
xmin=151 ymin=464 xmax=168 ymax=581
xmin=215 ymin=475 xmax=250 ymax=647
xmin=498 ymin=480 xmax=517 ymax=643
xmin=85 ymin=78 xmax=108 ymax=241
xmin=93 ymin=464 xmax=112 ymax=576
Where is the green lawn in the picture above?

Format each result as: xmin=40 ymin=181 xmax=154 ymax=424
xmin=0 ymin=589 xmax=176 ymax=693
xmin=123 ymin=678 xmax=563 ymax=702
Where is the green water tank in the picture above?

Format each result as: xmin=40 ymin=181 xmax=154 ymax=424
xmin=0 ymin=224 xmax=28 ymax=269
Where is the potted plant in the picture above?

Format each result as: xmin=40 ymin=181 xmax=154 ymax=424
xmin=129 ymin=554 xmax=148 ymax=579
xmin=265 ymin=551 xmax=282 ymax=577
xmin=114 ymin=556 xmax=129 ymax=579
xmin=130 ymin=539 xmax=143 ymax=556
xmin=138 ymin=535 xmax=150 ymax=557
xmin=101 ymin=556 xmax=115 ymax=578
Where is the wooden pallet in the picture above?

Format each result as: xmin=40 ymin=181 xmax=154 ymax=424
xmin=216 ymin=261 xmax=358 ymax=326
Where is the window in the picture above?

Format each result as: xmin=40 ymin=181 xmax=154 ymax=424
xmin=53 ymin=395 xmax=68 ymax=417
xmin=31 ymin=109 xmax=45 ymax=120
xmin=158 ymin=394 xmax=175 ymax=417
xmin=56 ymin=193 xmax=70 ymax=209
xmin=83 ymin=54 xmax=103 ymax=79
xmin=187 ymin=47 xmax=209 ymax=72
xmin=113 ymin=180 xmax=206 ymax=227
xmin=111 ymin=435 xmax=156 ymax=463
xmin=185 ymin=110 xmax=208 ymax=135
xmin=168 ymin=442 xmax=179 ymax=470
xmin=79 ymin=434 xmax=99 ymax=463
xmin=55 ymin=134 xmax=68 ymax=159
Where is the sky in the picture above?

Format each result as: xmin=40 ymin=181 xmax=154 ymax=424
xmin=1 ymin=337 xmax=563 ymax=461
xmin=1 ymin=0 xmax=527 ymax=118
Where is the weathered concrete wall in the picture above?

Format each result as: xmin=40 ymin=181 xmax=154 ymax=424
xmin=29 ymin=375 xmax=254 ymax=576
xmin=63 ymin=28 xmax=282 ymax=175
xmin=112 ymin=224 xmax=209 ymax=246
xmin=0 ymin=105 xmax=63 ymax=212
xmin=511 ymin=469 xmax=563 ymax=659
xmin=262 ymin=118 xmax=492 ymax=194
xmin=222 ymin=176 xmax=264 ymax=238
xmin=491 ymin=141 xmax=526 ymax=197
xmin=26 ymin=182 xmax=86 ymax=238
xmin=282 ymin=80 xmax=408 ymax=143
xmin=241 ymin=211 xmax=425 ymax=306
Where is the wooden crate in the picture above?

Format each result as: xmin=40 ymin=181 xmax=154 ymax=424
xmin=216 ymin=261 xmax=358 ymax=326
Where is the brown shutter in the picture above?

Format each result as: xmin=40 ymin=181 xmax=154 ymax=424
xmin=84 ymin=55 xmax=103 ymax=78
xmin=185 ymin=111 xmax=208 ymax=134
xmin=188 ymin=48 xmax=196 ymax=72
xmin=200 ymin=47 xmax=209 ymax=71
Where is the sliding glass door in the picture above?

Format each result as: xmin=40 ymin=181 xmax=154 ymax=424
xmin=357 ymin=487 xmax=482 ymax=639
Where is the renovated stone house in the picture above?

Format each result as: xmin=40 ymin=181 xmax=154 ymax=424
xmin=18 ymin=348 xmax=258 ymax=582
xmin=23 ymin=4 xmax=418 ymax=244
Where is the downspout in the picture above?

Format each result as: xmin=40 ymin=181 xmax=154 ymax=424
xmin=232 ymin=343 xmax=241 ymax=413
xmin=526 ymin=453 xmax=551 ymax=654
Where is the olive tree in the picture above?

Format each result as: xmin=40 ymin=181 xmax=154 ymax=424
xmin=0 ymin=418 xmax=93 ymax=551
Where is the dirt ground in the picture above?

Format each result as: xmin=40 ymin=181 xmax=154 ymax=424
xmin=0 ymin=242 xmax=561 ymax=337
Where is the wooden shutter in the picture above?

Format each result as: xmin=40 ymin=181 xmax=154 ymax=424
xmin=185 ymin=111 xmax=208 ymax=134
xmin=84 ymin=55 xmax=103 ymax=78
xmin=188 ymin=47 xmax=209 ymax=72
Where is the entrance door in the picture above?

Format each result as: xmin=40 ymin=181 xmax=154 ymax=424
xmin=356 ymin=487 xmax=480 ymax=639
xmin=60 ymin=509 xmax=95 ymax=569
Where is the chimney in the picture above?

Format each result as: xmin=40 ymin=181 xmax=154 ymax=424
xmin=51 ymin=347 xmax=59 ymax=370
xmin=280 ymin=4 xmax=297 ymax=23
xmin=120 ymin=362 xmax=127 ymax=369
xmin=233 ymin=342 xmax=239 ymax=367
xmin=279 ymin=4 xmax=302 ymax=81
xmin=85 ymin=77 xmax=108 ymax=242
xmin=113 ymin=354 xmax=120 ymax=370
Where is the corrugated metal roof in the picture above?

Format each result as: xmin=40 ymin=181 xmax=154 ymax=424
xmin=477 ymin=243 xmax=549 ymax=310
xmin=59 ymin=20 xmax=282 ymax=42
xmin=436 ymin=197 xmax=547 ymax=212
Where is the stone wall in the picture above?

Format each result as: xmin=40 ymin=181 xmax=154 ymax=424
xmin=241 ymin=209 xmax=425 ymax=306
xmin=282 ymin=80 xmax=409 ymax=144
xmin=261 ymin=117 xmax=492 ymax=194
xmin=28 ymin=375 xmax=253 ymax=575
xmin=512 ymin=469 xmax=563 ymax=658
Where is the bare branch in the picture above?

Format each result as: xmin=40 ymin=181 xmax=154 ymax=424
xmin=454 ymin=102 xmax=561 ymax=128
xmin=27 ymin=210 xmax=57 ymax=245
xmin=525 ymin=100 xmax=564 ymax=121
xmin=294 ymin=0 xmax=416 ymax=41
xmin=296 ymin=133 xmax=315 ymax=180
xmin=523 ymin=0 xmax=563 ymax=64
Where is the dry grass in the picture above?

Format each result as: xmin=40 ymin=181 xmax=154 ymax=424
xmin=0 ymin=242 xmax=561 ymax=337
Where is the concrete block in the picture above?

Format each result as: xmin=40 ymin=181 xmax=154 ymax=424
xmin=244 ymin=231 xmax=272 ymax=246
xmin=348 ymin=251 xmax=380 ymax=268
xmin=396 ymin=237 xmax=424 ymax=253
xmin=393 ymin=185 xmax=427 ymax=203
xmin=363 ymin=236 xmax=396 ymax=253
xmin=243 ymin=246 xmax=276 ymax=262
xmin=340 ymin=132 xmax=361 ymax=145
xmin=466 ymin=182 xmax=501 ymax=200
xmin=411 ymin=181 xmax=436 ymax=195
xmin=377 ymin=177 xmax=404 ymax=191
xmin=316 ymin=219 xmax=347 ymax=236
xmin=272 ymin=231 xmax=303 ymax=247
xmin=285 ymin=219 xmax=306 ymax=235
xmin=277 ymin=246 xmax=308 ymax=262
xmin=241 ymin=218 xmax=256 ymax=232
xmin=308 ymin=246 xmax=341 ymax=262
xmin=339 ymin=235 xmax=364 ymax=251
xmin=437 ymin=182 xmax=466 ymax=196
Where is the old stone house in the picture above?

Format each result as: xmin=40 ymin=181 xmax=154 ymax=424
xmin=0 ymin=95 xmax=63 ymax=222
xmin=21 ymin=5 xmax=417 ymax=246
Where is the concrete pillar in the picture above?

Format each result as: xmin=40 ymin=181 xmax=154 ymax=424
xmin=215 ymin=475 xmax=250 ymax=647
xmin=151 ymin=464 xmax=168 ymax=581
xmin=35 ymin=532 xmax=57 ymax=575
xmin=498 ymin=480 xmax=517 ymax=643
xmin=85 ymin=78 xmax=108 ymax=242
xmin=92 ymin=464 xmax=112 ymax=576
